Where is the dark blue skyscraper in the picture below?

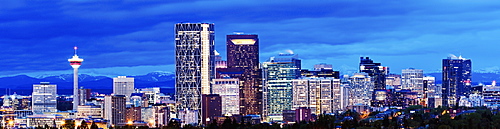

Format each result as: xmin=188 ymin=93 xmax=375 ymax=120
xmin=442 ymin=56 xmax=471 ymax=107
xmin=359 ymin=57 xmax=388 ymax=107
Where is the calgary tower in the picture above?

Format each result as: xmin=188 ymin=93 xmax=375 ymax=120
xmin=68 ymin=46 xmax=83 ymax=111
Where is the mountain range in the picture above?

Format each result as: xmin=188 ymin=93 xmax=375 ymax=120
xmin=0 ymin=72 xmax=175 ymax=95
xmin=1 ymin=71 xmax=499 ymax=96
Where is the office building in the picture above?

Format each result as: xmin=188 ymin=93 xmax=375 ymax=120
xmin=359 ymin=57 xmax=388 ymax=107
xmin=68 ymin=47 xmax=83 ymax=110
xmin=175 ymin=23 xmax=215 ymax=125
xmin=104 ymin=95 xmax=126 ymax=125
xmin=386 ymin=74 xmax=401 ymax=90
xmin=137 ymin=87 xmax=161 ymax=105
xmin=301 ymin=63 xmax=340 ymax=78
xmin=424 ymin=77 xmax=441 ymax=108
xmin=113 ymin=76 xmax=135 ymax=101
xmin=126 ymin=106 xmax=142 ymax=123
xmin=442 ymin=55 xmax=471 ymax=107
xmin=32 ymin=82 xmax=57 ymax=114
xmin=402 ymin=68 xmax=424 ymax=98
xmin=201 ymin=94 xmax=222 ymax=125
xmin=292 ymin=78 xmax=342 ymax=115
xmin=26 ymin=114 xmax=64 ymax=128
xmin=76 ymin=105 xmax=103 ymax=118
xmin=348 ymin=73 xmax=374 ymax=106
xmin=79 ymin=88 xmax=91 ymax=105
xmin=226 ymin=34 xmax=262 ymax=115
xmin=483 ymin=82 xmax=500 ymax=108
xmin=211 ymin=78 xmax=240 ymax=115
xmin=262 ymin=53 xmax=301 ymax=121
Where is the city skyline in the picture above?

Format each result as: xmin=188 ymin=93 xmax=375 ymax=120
xmin=3 ymin=1 xmax=500 ymax=78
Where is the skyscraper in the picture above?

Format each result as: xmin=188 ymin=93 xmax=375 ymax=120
xmin=104 ymin=95 xmax=126 ymax=126
xmin=113 ymin=76 xmax=135 ymax=101
xmin=292 ymin=78 xmax=342 ymax=115
xmin=68 ymin=47 xmax=83 ymax=110
xmin=175 ymin=23 xmax=215 ymax=124
xmin=402 ymin=68 xmax=424 ymax=98
xmin=226 ymin=34 xmax=262 ymax=115
xmin=32 ymin=82 xmax=57 ymax=114
xmin=262 ymin=53 xmax=301 ymax=121
xmin=359 ymin=57 xmax=387 ymax=107
xmin=348 ymin=73 xmax=374 ymax=106
xmin=442 ymin=55 xmax=471 ymax=107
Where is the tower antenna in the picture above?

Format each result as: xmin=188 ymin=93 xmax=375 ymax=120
xmin=74 ymin=46 xmax=78 ymax=55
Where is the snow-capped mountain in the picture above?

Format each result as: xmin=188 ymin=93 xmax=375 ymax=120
xmin=0 ymin=72 xmax=175 ymax=95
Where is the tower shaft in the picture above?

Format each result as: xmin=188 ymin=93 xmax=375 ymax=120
xmin=73 ymin=67 xmax=79 ymax=110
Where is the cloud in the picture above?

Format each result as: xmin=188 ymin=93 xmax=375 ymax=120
xmin=1 ymin=0 xmax=500 ymax=76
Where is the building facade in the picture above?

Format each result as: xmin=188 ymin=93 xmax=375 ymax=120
xmin=104 ymin=95 xmax=126 ymax=126
xmin=402 ymin=68 xmax=424 ymax=98
xmin=32 ymin=82 xmax=57 ymax=114
xmin=292 ymin=78 xmax=342 ymax=115
xmin=211 ymin=78 xmax=240 ymax=115
xmin=175 ymin=23 xmax=215 ymax=125
xmin=262 ymin=54 xmax=301 ymax=121
xmin=226 ymin=34 xmax=262 ymax=115
xmin=359 ymin=57 xmax=387 ymax=107
xmin=348 ymin=73 xmax=374 ymax=106
xmin=442 ymin=56 xmax=471 ymax=107
xmin=113 ymin=76 xmax=135 ymax=101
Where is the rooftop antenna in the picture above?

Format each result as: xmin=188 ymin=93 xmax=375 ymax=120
xmin=74 ymin=46 xmax=78 ymax=56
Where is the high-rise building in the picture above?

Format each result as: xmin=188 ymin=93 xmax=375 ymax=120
xmin=359 ymin=57 xmax=388 ymax=107
xmin=113 ymin=76 xmax=135 ymax=101
xmin=137 ymin=87 xmax=161 ymax=105
xmin=32 ymin=82 xmax=57 ymax=114
xmin=68 ymin=47 xmax=83 ymax=110
xmin=226 ymin=34 xmax=262 ymax=115
xmin=104 ymin=95 xmax=126 ymax=126
xmin=79 ymin=88 xmax=91 ymax=105
xmin=402 ymin=68 xmax=424 ymax=98
xmin=201 ymin=94 xmax=222 ymax=125
xmin=424 ymin=77 xmax=441 ymax=108
xmin=175 ymin=23 xmax=215 ymax=125
xmin=211 ymin=78 xmax=240 ymax=116
xmin=262 ymin=53 xmax=301 ymax=121
xmin=348 ymin=73 xmax=374 ymax=106
xmin=482 ymin=83 xmax=500 ymax=108
xmin=386 ymin=74 xmax=401 ymax=90
xmin=442 ymin=55 xmax=471 ymax=107
xmin=292 ymin=78 xmax=342 ymax=115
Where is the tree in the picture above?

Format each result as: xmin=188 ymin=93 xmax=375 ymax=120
xmin=90 ymin=121 xmax=98 ymax=129
xmin=62 ymin=120 xmax=75 ymax=129
xmin=79 ymin=121 xmax=89 ymax=129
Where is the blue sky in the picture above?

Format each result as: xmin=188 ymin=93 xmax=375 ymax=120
xmin=2 ymin=0 xmax=500 ymax=77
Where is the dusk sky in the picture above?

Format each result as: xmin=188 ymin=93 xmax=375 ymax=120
xmin=2 ymin=0 xmax=500 ymax=77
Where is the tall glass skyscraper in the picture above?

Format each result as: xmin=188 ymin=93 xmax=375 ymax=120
xmin=442 ymin=55 xmax=471 ymax=107
xmin=226 ymin=34 xmax=262 ymax=115
xmin=175 ymin=23 xmax=215 ymax=124
xmin=359 ymin=57 xmax=388 ymax=107
xmin=262 ymin=54 xmax=301 ymax=121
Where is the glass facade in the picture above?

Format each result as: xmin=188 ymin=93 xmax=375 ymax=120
xmin=226 ymin=34 xmax=262 ymax=115
xmin=402 ymin=68 xmax=424 ymax=98
xmin=175 ymin=23 xmax=215 ymax=124
xmin=442 ymin=56 xmax=471 ymax=107
xmin=359 ymin=57 xmax=387 ymax=107
xmin=262 ymin=54 xmax=301 ymax=121
xmin=32 ymin=82 xmax=57 ymax=114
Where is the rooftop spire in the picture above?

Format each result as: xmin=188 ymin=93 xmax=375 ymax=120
xmin=74 ymin=46 xmax=78 ymax=56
